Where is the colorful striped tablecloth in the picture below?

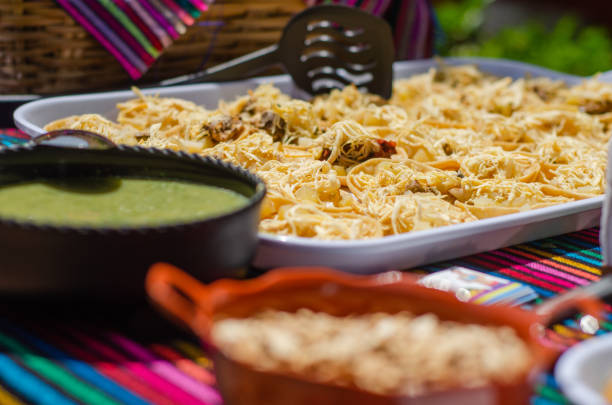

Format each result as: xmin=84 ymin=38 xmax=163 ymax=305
xmin=0 ymin=129 xmax=605 ymax=404
xmin=54 ymin=0 xmax=208 ymax=79
xmin=54 ymin=0 xmax=436 ymax=80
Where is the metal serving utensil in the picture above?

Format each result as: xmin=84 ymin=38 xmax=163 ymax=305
xmin=28 ymin=129 xmax=116 ymax=149
xmin=159 ymin=5 xmax=395 ymax=98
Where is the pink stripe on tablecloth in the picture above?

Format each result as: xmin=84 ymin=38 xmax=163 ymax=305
xmin=149 ymin=0 xmax=186 ymax=35
xmin=139 ymin=0 xmax=180 ymax=39
xmin=160 ymin=0 xmax=195 ymax=26
xmin=406 ymin=0 xmax=425 ymax=59
xmin=150 ymin=344 xmax=216 ymax=386
xmin=467 ymin=256 xmax=565 ymax=292
xmin=491 ymin=250 xmax=590 ymax=286
xmin=361 ymin=0 xmax=375 ymax=13
xmin=479 ymin=253 xmax=576 ymax=289
xmin=68 ymin=0 xmax=147 ymax=72
xmin=106 ymin=333 xmax=222 ymax=405
xmin=70 ymin=331 xmax=209 ymax=405
xmin=43 ymin=332 xmax=177 ymax=405
xmin=372 ymin=0 xmax=392 ymax=15
xmin=97 ymin=365 xmax=176 ymax=405
xmin=125 ymin=0 xmax=173 ymax=48
xmin=186 ymin=0 xmax=208 ymax=12
xmin=413 ymin=0 xmax=430 ymax=58
xmin=505 ymin=247 xmax=600 ymax=281
xmin=56 ymin=0 xmax=141 ymax=78
xmin=115 ymin=0 xmax=164 ymax=51
xmin=394 ymin=0 xmax=411 ymax=58
xmin=84 ymin=0 xmax=155 ymax=65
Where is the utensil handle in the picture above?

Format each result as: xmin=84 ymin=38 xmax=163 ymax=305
xmin=536 ymin=293 xmax=603 ymax=366
xmin=158 ymin=44 xmax=281 ymax=86
xmin=146 ymin=262 xmax=212 ymax=335
xmin=31 ymin=129 xmax=116 ymax=149
xmin=532 ymin=290 xmax=602 ymax=368
xmin=535 ymin=279 xmax=608 ymax=327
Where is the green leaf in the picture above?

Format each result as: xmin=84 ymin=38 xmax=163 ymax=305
xmin=441 ymin=11 xmax=612 ymax=76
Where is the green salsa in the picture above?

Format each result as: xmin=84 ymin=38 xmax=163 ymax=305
xmin=0 ymin=177 xmax=249 ymax=227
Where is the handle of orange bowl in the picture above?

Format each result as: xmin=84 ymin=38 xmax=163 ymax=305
xmin=146 ymin=262 xmax=213 ymax=336
xmin=536 ymin=290 xmax=605 ymax=331
xmin=535 ymin=284 xmax=607 ymax=362
xmin=532 ymin=289 xmax=606 ymax=367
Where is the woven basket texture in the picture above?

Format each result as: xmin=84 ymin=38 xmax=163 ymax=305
xmin=0 ymin=0 xmax=306 ymax=94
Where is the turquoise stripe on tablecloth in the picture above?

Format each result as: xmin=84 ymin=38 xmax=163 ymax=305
xmin=0 ymin=320 xmax=149 ymax=405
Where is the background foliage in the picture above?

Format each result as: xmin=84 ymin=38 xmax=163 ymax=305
xmin=434 ymin=0 xmax=612 ymax=76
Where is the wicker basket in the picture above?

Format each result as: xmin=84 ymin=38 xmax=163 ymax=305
xmin=0 ymin=0 xmax=306 ymax=95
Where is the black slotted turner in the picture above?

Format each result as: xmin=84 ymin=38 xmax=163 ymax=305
xmin=159 ymin=5 xmax=395 ymax=98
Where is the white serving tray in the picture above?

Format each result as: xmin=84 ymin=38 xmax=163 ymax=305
xmin=14 ymin=57 xmax=609 ymax=272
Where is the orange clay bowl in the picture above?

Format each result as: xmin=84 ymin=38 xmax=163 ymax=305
xmin=146 ymin=263 xmax=602 ymax=405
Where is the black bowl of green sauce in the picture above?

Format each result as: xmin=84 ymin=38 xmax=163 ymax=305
xmin=0 ymin=130 xmax=265 ymax=300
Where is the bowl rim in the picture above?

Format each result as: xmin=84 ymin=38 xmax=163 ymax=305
xmin=0 ymin=144 xmax=266 ymax=234
xmin=555 ymin=333 xmax=612 ymax=405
